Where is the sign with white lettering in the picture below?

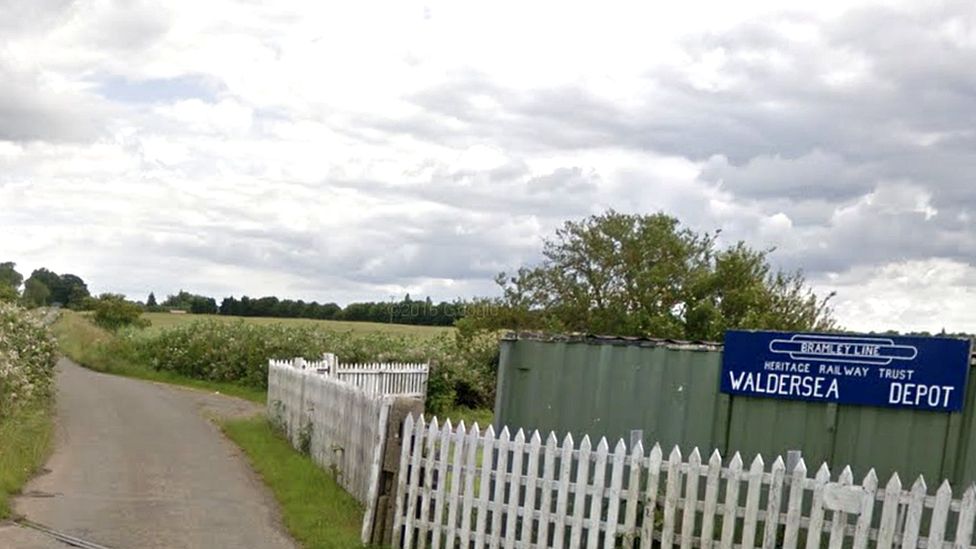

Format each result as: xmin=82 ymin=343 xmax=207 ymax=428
xmin=721 ymin=331 xmax=972 ymax=411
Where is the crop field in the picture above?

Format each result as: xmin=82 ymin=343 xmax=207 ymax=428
xmin=138 ymin=312 xmax=453 ymax=337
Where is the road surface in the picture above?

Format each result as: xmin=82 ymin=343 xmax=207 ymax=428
xmin=0 ymin=359 xmax=297 ymax=548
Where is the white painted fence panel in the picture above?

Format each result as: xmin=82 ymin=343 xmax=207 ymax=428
xmin=393 ymin=415 xmax=976 ymax=548
xmin=268 ymin=359 xmax=405 ymax=543
xmin=270 ymin=356 xmax=429 ymax=397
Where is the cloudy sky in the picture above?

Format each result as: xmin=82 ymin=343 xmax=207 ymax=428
xmin=1 ymin=0 xmax=974 ymax=333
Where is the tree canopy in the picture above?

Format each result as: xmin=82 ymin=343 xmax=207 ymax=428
xmin=23 ymin=268 xmax=90 ymax=308
xmin=489 ymin=210 xmax=837 ymax=341
xmin=0 ymin=262 xmax=23 ymax=292
xmin=0 ymin=262 xmax=21 ymax=303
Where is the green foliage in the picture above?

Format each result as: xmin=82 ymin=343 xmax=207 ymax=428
xmin=0 ymin=303 xmax=58 ymax=418
xmin=219 ymin=294 xmax=461 ymax=326
xmin=129 ymin=318 xmax=498 ymax=414
xmin=57 ymin=308 xmax=496 ymax=415
xmin=146 ymin=292 xmax=159 ymax=310
xmin=0 ymin=262 xmax=23 ymax=294
xmin=54 ymin=312 xmax=266 ymax=403
xmin=133 ymin=319 xmax=433 ymax=389
xmin=161 ymin=290 xmax=217 ymax=313
xmin=489 ymin=210 xmax=837 ymax=340
xmin=23 ymin=268 xmax=90 ymax=308
xmin=0 ymin=400 xmax=53 ymax=517
xmin=21 ymin=277 xmax=50 ymax=307
xmin=92 ymin=294 xmax=150 ymax=331
xmin=0 ymin=284 xmax=17 ymax=304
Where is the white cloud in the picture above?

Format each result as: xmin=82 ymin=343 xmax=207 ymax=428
xmin=819 ymin=259 xmax=976 ymax=333
xmin=2 ymin=0 xmax=975 ymax=332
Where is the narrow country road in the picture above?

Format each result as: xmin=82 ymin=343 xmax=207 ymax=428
xmin=0 ymin=359 xmax=297 ymax=549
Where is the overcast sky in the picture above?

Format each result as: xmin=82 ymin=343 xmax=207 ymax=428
xmin=2 ymin=0 xmax=974 ymax=333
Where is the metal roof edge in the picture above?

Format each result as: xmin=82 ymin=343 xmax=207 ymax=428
xmin=501 ymin=331 xmax=723 ymax=351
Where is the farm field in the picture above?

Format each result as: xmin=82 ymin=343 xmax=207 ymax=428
xmin=139 ymin=311 xmax=453 ymax=337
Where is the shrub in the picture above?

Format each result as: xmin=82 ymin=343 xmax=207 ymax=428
xmin=132 ymin=320 xmax=433 ymax=389
xmin=0 ymin=303 xmax=57 ymax=418
xmin=129 ymin=319 xmax=502 ymax=414
xmin=92 ymin=294 xmax=150 ymax=331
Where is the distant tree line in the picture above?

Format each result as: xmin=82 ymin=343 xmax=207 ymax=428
xmin=146 ymin=291 xmax=464 ymax=326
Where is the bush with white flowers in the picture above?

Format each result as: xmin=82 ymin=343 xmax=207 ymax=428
xmin=0 ymin=303 xmax=57 ymax=418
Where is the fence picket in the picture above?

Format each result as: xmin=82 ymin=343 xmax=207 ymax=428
xmin=430 ymin=419 xmax=452 ymax=549
xmin=587 ymin=438 xmax=610 ymax=548
xmin=568 ymin=435 xmax=592 ymax=548
xmin=827 ymin=466 xmax=853 ymax=549
xmin=392 ymin=414 xmax=416 ymax=548
xmin=552 ymin=433 xmax=575 ymax=549
xmin=680 ymin=448 xmax=701 ymax=549
xmin=489 ymin=427 xmax=511 ymax=549
xmin=418 ymin=418 xmax=440 ymax=549
xmin=602 ymin=439 xmax=627 ymax=548
xmin=851 ymin=470 xmax=878 ymax=549
xmin=661 ymin=446 xmax=682 ymax=548
xmin=699 ymin=449 xmax=722 ymax=549
xmin=403 ymin=415 xmax=428 ymax=549
xmin=781 ymin=458 xmax=806 ymax=549
xmin=474 ymin=425 xmax=496 ymax=549
xmin=955 ymin=484 xmax=976 ymax=548
xmin=621 ymin=441 xmax=644 ymax=548
xmin=537 ymin=433 xmax=559 ymax=548
xmin=741 ymin=455 xmax=765 ymax=549
xmin=875 ymin=473 xmax=901 ymax=549
xmin=902 ymin=476 xmax=927 ymax=548
xmin=928 ymin=480 xmax=953 ymax=547
xmin=459 ymin=424 xmax=481 ymax=549
xmin=504 ymin=429 xmax=526 ymax=549
xmin=640 ymin=444 xmax=664 ymax=549
xmin=762 ymin=457 xmax=785 ymax=549
xmin=445 ymin=421 xmax=467 ymax=547
xmin=804 ymin=464 xmax=831 ymax=549
xmin=391 ymin=418 xmax=976 ymax=549
xmin=719 ymin=452 xmax=743 ymax=548
xmin=520 ymin=432 xmax=543 ymax=545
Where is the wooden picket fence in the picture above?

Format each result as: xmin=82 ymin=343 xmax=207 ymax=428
xmin=269 ymin=356 xmax=429 ymax=397
xmin=392 ymin=415 xmax=976 ymax=548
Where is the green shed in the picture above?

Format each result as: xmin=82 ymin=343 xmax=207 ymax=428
xmin=493 ymin=333 xmax=976 ymax=485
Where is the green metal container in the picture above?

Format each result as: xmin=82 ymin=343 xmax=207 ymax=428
xmin=494 ymin=334 xmax=976 ymax=484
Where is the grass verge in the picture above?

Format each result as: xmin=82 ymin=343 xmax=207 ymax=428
xmin=222 ymin=416 xmax=373 ymax=549
xmin=0 ymin=400 xmax=54 ymax=518
xmin=53 ymin=311 xmax=266 ymax=404
xmin=431 ymin=405 xmax=494 ymax=428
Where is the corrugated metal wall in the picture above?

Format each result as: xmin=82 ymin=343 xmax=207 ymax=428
xmin=494 ymin=336 xmax=976 ymax=485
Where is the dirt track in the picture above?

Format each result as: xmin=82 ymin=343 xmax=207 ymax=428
xmin=0 ymin=359 xmax=297 ymax=548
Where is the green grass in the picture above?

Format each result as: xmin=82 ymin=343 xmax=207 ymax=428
xmin=432 ymin=405 xmax=494 ymax=428
xmin=140 ymin=311 xmax=452 ymax=337
xmin=222 ymin=416 xmax=374 ymax=549
xmin=0 ymin=400 xmax=54 ymax=518
xmin=54 ymin=311 xmax=266 ymax=403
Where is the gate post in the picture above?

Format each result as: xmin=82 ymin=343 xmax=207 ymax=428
xmin=370 ymin=397 xmax=425 ymax=546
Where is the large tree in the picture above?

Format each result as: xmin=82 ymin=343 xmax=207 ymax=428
xmin=493 ymin=210 xmax=837 ymax=341
xmin=23 ymin=269 xmax=90 ymax=308
xmin=0 ymin=262 xmax=23 ymax=292
xmin=0 ymin=262 xmax=22 ymax=302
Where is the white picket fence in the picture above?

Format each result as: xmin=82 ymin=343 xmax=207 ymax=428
xmin=269 ymin=355 xmax=429 ymax=397
xmin=267 ymin=360 xmax=396 ymax=542
xmin=393 ymin=415 xmax=976 ymax=549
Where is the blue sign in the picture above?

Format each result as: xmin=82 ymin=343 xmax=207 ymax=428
xmin=721 ymin=331 xmax=972 ymax=411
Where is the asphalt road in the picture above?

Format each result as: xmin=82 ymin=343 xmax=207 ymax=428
xmin=0 ymin=359 xmax=297 ymax=549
